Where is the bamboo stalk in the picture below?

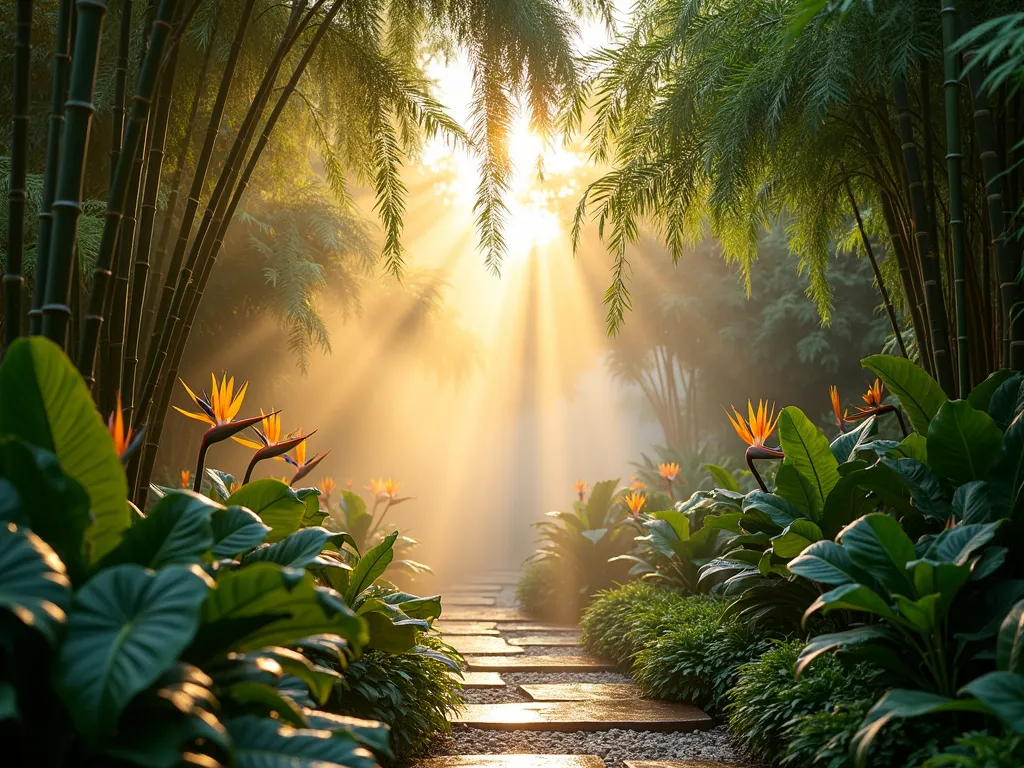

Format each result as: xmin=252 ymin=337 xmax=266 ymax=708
xmin=41 ymin=0 xmax=110 ymax=349
xmin=138 ymin=0 xmax=260 ymax=425
xmin=77 ymin=0 xmax=176 ymax=384
xmin=150 ymin=6 xmax=222 ymax=287
xmin=123 ymin=40 xmax=181 ymax=421
xmin=892 ymin=72 xmax=956 ymax=396
xmin=4 ymin=0 xmax=33 ymax=347
xmin=939 ymin=0 xmax=970 ymax=395
xmin=846 ymin=181 xmax=909 ymax=358
xmin=29 ymin=0 xmax=74 ymax=335
xmin=109 ymin=0 xmax=133 ymax=189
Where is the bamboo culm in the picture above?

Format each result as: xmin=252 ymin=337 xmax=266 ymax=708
xmin=940 ymin=0 xmax=970 ymax=395
xmin=76 ymin=0 xmax=176 ymax=384
xmin=136 ymin=0 xmax=343 ymax=498
xmin=4 ymin=0 xmax=33 ymax=347
xmin=123 ymin=45 xmax=181 ymax=421
xmin=109 ymin=0 xmax=134 ymax=189
xmin=41 ymin=0 xmax=110 ymax=349
xmin=137 ymin=0 xmax=261 ymax=426
xmin=892 ymin=73 xmax=957 ymax=397
xmin=29 ymin=0 xmax=74 ymax=335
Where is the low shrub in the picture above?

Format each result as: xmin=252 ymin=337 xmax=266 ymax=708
xmin=631 ymin=598 xmax=777 ymax=714
xmin=330 ymin=636 xmax=464 ymax=759
xmin=919 ymin=732 xmax=1024 ymax=768
xmin=727 ymin=639 xmax=884 ymax=763
xmin=580 ymin=581 xmax=688 ymax=662
xmin=784 ymin=696 xmax=944 ymax=768
xmin=516 ymin=559 xmax=576 ymax=623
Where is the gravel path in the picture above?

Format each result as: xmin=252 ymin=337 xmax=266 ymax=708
xmin=423 ymin=579 xmax=755 ymax=767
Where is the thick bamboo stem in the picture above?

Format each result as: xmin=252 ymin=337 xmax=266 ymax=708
xmin=77 ymin=0 xmax=176 ymax=384
xmin=892 ymin=73 xmax=956 ymax=396
xmin=109 ymin=0 xmax=133 ymax=189
xmin=41 ymin=0 xmax=109 ymax=349
xmin=940 ymin=0 xmax=970 ymax=395
xmin=4 ymin=0 xmax=33 ymax=346
xmin=29 ymin=0 xmax=74 ymax=335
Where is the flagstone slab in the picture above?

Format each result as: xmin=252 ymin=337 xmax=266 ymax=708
xmin=507 ymin=634 xmax=581 ymax=647
xmin=446 ymin=595 xmax=498 ymax=606
xmin=448 ymin=671 xmax=506 ymax=688
xmin=520 ymin=683 xmax=640 ymax=701
xmin=623 ymin=762 xmax=753 ymax=768
xmin=447 ymin=636 xmax=525 ymax=655
xmin=434 ymin=621 xmax=500 ymax=636
xmin=416 ymin=756 xmax=605 ymax=767
xmin=453 ymin=700 xmax=712 ymax=732
xmin=464 ymin=655 xmax=616 ymax=672
xmin=497 ymin=622 xmax=578 ymax=633
xmin=448 ymin=583 xmax=504 ymax=593
xmin=444 ymin=607 xmax=532 ymax=622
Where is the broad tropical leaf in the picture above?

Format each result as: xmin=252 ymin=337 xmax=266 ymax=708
xmin=226 ymin=715 xmax=378 ymax=768
xmin=959 ymin=672 xmax=1024 ymax=734
xmin=226 ymin=480 xmax=306 ymax=543
xmin=211 ymin=505 xmax=271 ymax=557
xmin=836 ymin=513 xmax=916 ymax=596
xmin=997 ymin=600 xmax=1024 ymax=675
xmin=862 ymin=354 xmax=948 ymax=434
xmin=242 ymin=527 xmax=333 ymax=569
xmin=53 ymin=564 xmax=212 ymax=738
xmin=345 ymin=531 xmax=398 ymax=603
xmin=704 ymin=464 xmax=740 ymax=492
xmin=0 ymin=337 xmax=129 ymax=560
xmin=98 ymin=491 xmax=219 ymax=569
xmin=777 ymin=406 xmax=840 ymax=512
xmin=0 ymin=526 xmax=71 ymax=646
xmin=928 ymin=400 xmax=1003 ymax=487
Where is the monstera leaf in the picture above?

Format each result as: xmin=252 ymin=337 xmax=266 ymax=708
xmin=0 ymin=337 xmax=129 ymax=561
xmin=53 ymin=564 xmax=213 ymax=738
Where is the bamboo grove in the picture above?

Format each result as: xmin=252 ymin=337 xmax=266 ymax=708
xmin=1 ymin=0 xmax=605 ymax=501
xmin=570 ymin=0 xmax=1024 ymax=398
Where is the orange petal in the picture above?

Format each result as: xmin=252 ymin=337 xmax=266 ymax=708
xmin=227 ymin=381 xmax=248 ymax=422
xmin=180 ymin=378 xmax=203 ymax=408
xmin=173 ymin=406 xmax=215 ymax=427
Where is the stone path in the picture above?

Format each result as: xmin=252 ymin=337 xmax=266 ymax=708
xmin=415 ymin=573 xmax=753 ymax=768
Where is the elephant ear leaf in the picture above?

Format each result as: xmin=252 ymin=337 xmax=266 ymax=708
xmin=226 ymin=480 xmax=306 ymax=543
xmin=226 ymin=715 xmax=378 ymax=768
xmin=0 ymin=337 xmax=129 ymax=561
xmin=97 ymin=491 xmax=219 ymax=569
xmin=53 ymin=564 xmax=212 ymax=739
xmin=862 ymin=354 xmax=948 ymax=435
xmin=0 ymin=526 xmax=72 ymax=646
xmin=211 ymin=505 xmax=271 ymax=557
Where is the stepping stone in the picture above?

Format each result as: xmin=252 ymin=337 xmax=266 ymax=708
xmin=497 ymin=622 xmax=578 ymax=633
xmin=447 ymin=583 xmax=504 ymax=593
xmin=443 ymin=607 xmax=531 ymax=622
xmin=453 ymin=700 xmax=712 ymax=732
xmin=449 ymin=671 xmax=506 ymax=688
xmin=416 ymin=757 xmax=604 ymax=767
xmin=446 ymin=595 xmax=497 ymax=607
xmin=464 ymin=655 xmax=616 ymax=672
xmin=623 ymin=763 xmax=753 ymax=768
xmin=521 ymin=682 xmax=640 ymax=701
xmin=434 ymin=621 xmax=499 ymax=636
xmin=508 ymin=634 xmax=581 ymax=647
xmin=447 ymin=636 xmax=524 ymax=655
xmin=470 ymin=573 xmax=520 ymax=585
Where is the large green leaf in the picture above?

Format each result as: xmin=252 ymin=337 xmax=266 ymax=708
xmin=0 ymin=526 xmax=71 ymax=646
xmin=794 ymin=624 xmax=898 ymax=678
xmin=922 ymin=522 xmax=1002 ymax=566
xmin=704 ymin=464 xmax=740 ymax=492
xmin=959 ymin=671 xmax=1024 ymax=733
xmin=362 ymin=610 xmax=421 ymax=653
xmin=301 ymin=710 xmax=392 ymax=758
xmin=211 ymin=505 xmax=271 ymax=557
xmin=227 ymin=681 xmax=308 ymax=727
xmin=969 ymin=370 xmax=1018 ymax=413
xmin=188 ymin=564 xmax=366 ymax=662
xmin=242 ymin=527 xmax=333 ymax=569
xmin=778 ymin=406 xmax=840 ymax=512
xmin=820 ymin=463 xmax=914 ymax=539
xmin=770 ymin=519 xmax=822 ymax=559
xmin=990 ymin=414 xmax=1024 ymax=517
xmin=852 ymin=689 xmax=987 ymax=768
xmin=988 ymin=374 xmax=1024 ymax=431
xmin=345 ymin=531 xmax=398 ymax=603
xmin=997 ymin=599 xmax=1024 ymax=674
xmin=928 ymin=400 xmax=1003 ymax=487
xmin=226 ymin=715 xmax=378 ymax=768
xmin=0 ymin=437 xmax=90 ymax=583
xmin=773 ymin=460 xmax=819 ymax=518
xmin=830 ymin=416 xmax=876 ymax=464
xmin=862 ymin=354 xmax=948 ymax=434
xmin=0 ymin=337 xmax=129 ymax=561
xmin=837 ymin=513 xmax=917 ymax=596
xmin=806 ymin=583 xmax=897 ymax=621
xmin=789 ymin=539 xmax=862 ymax=586
xmin=226 ymin=480 xmax=305 ymax=543
xmin=53 ymin=564 xmax=212 ymax=738
xmin=98 ymin=491 xmax=219 ymax=569
xmin=583 ymin=478 xmax=620 ymax=528
xmin=881 ymin=458 xmax=952 ymax=521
